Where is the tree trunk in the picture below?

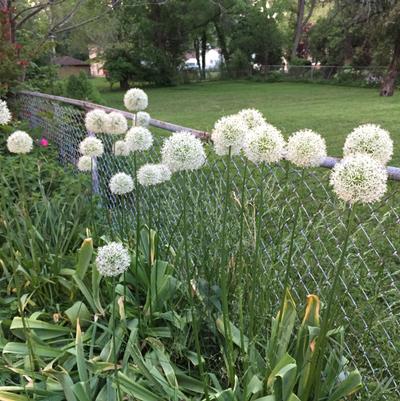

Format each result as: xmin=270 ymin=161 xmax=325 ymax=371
xmin=120 ymin=78 xmax=129 ymax=90
xmin=201 ymin=30 xmax=207 ymax=79
xmin=214 ymin=21 xmax=230 ymax=70
xmin=380 ymin=39 xmax=400 ymax=97
xmin=291 ymin=0 xmax=305 ymax=60
xmin=194 ymin=38 xmax=201 ymax=72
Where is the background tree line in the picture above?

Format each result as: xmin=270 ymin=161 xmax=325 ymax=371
xmin=1 ymin=0 xmax=400 ymax=95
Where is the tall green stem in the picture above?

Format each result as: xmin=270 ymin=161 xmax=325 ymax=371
xmin=182 ymin=172 xmax=209 ymax=400
xmin=308 ymin=205 xmax=356 ymax=401
xmin=133 ymin=153 xmax=141 ymax=323
xmin=276 ymin=169 xmax=305 ymax=331
xmin=219 ymin=147 xmax=235 ymax=385
xmin=112 ymin=277 xmax=122 ymax=400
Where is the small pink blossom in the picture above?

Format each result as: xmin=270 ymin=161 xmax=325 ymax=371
xmin=40 ymin=137 xmax=49 ymax=147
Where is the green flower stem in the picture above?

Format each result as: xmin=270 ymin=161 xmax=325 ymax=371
xmin=276 ymin=168 xmax=305 ymax=331
xmin=182 ymin=172 xmax=209 ymax=400
xmin=133 ymin=153 xmax=141 ymax=324
xmin=148 ymin=186 xmax=153 ymax=321
xmin=219 ymin=147 xmax=235 ymax=385
xmin=309 ymin=204 xmax=356 ymax=401
xmin=112 ymin=277 xmax=122 ymax=401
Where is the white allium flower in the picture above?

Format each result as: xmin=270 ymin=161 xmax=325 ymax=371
xmin=6 ymin=131 xmax=33 ymax=154
xmin=330 ymin=154 xmax=387 ymax=204
xmin=125 ymin=127 xmax=153 ymax=152
xmin=286 ymin=129 xmax=327 ymax=167
xmin=137 ymin=163 xmax=172 ymax=186
xmin=124 ymin=88 xmax=148 ymax=112
xmin=77 ymin=155 xmax=92 ymax=171
xmin=109 ymin=172 xmax=134 ymax=195
xmin=158 ymin=164 xmax=172 ymax=183
xmin=136 ymin=111 xmax=151 ymax=127
xmin=96 ymin=242 xmax=131 ymax=277
xmin=243 ymin=124 xmax=286 ymax=164
xmin=343 ymin=124 xmax=393 ymax=165
xmin=211 ymin=114 xmax=247 ymax=156
xmin=85 ymin=109 xmax=110 ymax=133
xmin=161 ymin=131 xmax=206 ymax=172
xmin=114 ymin=140 xmax=130 ymax=156
xmin=0 ymin=99 xmax=12 ymax=125
xmin=137 ymin=164 xmax=162 ymax=186
xmin=79 ymin=137 xmax=104 ymax=157
xmin=107 ymin=111 xmax=128 ymax=135
xmin=238 ymin=108 xmax=266 ymax=130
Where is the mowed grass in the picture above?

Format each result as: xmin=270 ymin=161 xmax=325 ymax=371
xmin=93 ymin=79 xmax=400 ymax=165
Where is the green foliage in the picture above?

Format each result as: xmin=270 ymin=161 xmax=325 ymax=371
xmin=22 ymin=62 xmax=64 ymax=96
xmin=65 ymin=72 xmax=103 ymax=103
xmin=229 ymin=49 xmax=251 ymax=78
xmin=0 ymin=39 xmax=22 ymax=96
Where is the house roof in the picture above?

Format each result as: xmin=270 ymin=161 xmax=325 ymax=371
xmin=54 ymin=56 xmax=90 ymax=66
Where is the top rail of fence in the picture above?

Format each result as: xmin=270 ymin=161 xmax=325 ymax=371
xmin=18 ymin=90 xmax=400 ymax=181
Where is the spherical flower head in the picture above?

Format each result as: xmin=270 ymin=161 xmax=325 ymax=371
xmin=79 ymin=137 xmax=104 ymax=157
xmin=114 ymin=140 xmax=130 ymax=156
xmin=96 ymin=242 xmax=131 ymax=277
xmin=244 ymin=124 xmax=286 ymax=164
xmin=125 ymin=126 xmax=153 ymax=152
xmin=343 ymin=124 xmax=393 ymax=165
xmin=0 ymin=99 xmax=12 ymax=125
xmin=238 ymin=108 xmax=266 ymax=130
xmin=77 ymin=155 xmax=92 ymax=172
xmin=137 ymin=163 xmax=172 ymax=186
xmin=7 ymin=131 xmax=33 ymax=154
xmin=137 ymin=164 xmax=162 ymax=186
xmin=211 ymin=114 xmax=247 ymax=156
xmin=157 ymin=164 xmax=172 ymax=183
xmin=286 ymin=129 xmax=327 ymax=167
xmin=124 ymin=88 xmax=148 ymax=112
xmin=107 ymin=111 xmax=128 ymax=135
xmin=330 ymin=154 xmax=387 ymax=204
xmin=85 ymin=109 xmax=110 ymax=133
xmin=109 ymin=172 xmax=134 ymax=195
xmin=161 ymin=131 xmax=206 ymax=172
xmin=136 ymin=111 xmax=151 ymax=127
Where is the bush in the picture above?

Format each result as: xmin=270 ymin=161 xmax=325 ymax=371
xmin=65 ymin=72 xmax=103 ymax=103
xmin=229 ymin=49 xmax=251 ymax=78
xmin=22 ymin=62 xmax=64 ymax=95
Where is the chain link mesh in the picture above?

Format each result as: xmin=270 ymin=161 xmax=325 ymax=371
xmin=15 ymin=92 xmax=400 ymax=400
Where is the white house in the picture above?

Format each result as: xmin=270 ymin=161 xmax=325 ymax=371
xmin=184 ymin=48 xmax=222 ymax=70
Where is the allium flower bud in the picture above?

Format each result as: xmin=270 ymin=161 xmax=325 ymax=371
xmin=0 ymin=99 xmax=12 ymax=125
xmin=330 ymin=154 xmax=387 ymax=204
xmin=79 ymin=137 xmax=104 ymax=157
xmin=124 ymin=88 xmax=148 ymax=112
xmin=7 ymin=131 xmax=33 ymax=154
xmin=161 ymin=131 xmax=206 ymax=172
xmin=125 ymin=127 xmax=153 ymax=152
xmin=85 ymin=109 xmax=110 ymax=133
xmin=286 ymin=129 xmax=327 ymax=167
xmin=77 ymin=155 xmax=92 ymax=171
xmin=343 ymin=124 xmax=393 ymax=165
xmin=96 ymin=242 xmax=131 ymax=277
xmin=109 ymin=172 xmax=134 ymax=194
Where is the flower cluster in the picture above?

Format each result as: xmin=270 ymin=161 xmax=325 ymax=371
xmin=124 ymin=88 xmax=148 ymax=112
xmin=109 ymin=172 xmax=134 ymax=195
xmin=107 ymin=111 xmax=128 ymax=135
xmin=238 ymin=108 xmax=266 ymax=130
xmin=243 ymin=124 xmax=286 ymax=164
xmin=286 ymin=129 xmax=327 ymax=167
xmin=77 ymin=155 xmax=92 ymax=172
xmin=85 ymin=109 xmax=110 ymax=133
xmin=211 ymin=114 xmax=247 ymax=156
xmin=96 ymin=242 xmax=131 ymax=277
xmin=136 ymin=111 xmax=151 ymax=127
xmin=343 ymin=124 xmax=393 ymax=165
xmin=125 ymin=127 xmax=153 ymax=152
xmin=7 ymin=131 xmax=33 ymax=154
xmin=114 ymin=140 xmax=130 ymax=156
xmin=161 ymin=131 xmax=206 ymax=172
xmin=330 ymin=154 xmax=387 ymax=204
xmin=79 ymin=137 xmax=104 ymax=157
xmin=137 ymin=163 xmax=172 ymax=186
xmin=0 ymin=99 xmax=12 ymax=125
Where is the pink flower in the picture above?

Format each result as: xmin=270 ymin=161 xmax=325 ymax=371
xmin=40 ymin=138 xmax=49 ymax=147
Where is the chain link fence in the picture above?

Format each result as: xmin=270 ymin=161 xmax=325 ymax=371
xmin=14 ymin=91 xmax=400 ymax=400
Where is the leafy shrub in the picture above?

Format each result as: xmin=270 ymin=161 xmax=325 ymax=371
xmin=22 ymin=62 xmax=64 ymax=95
xmin=65 ymin=72 xmax=103 ymax=103
xmin=229 ymin=49 xmax=251 ymax=78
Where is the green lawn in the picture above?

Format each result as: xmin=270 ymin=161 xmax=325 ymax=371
xmin=93 ymin=79 xmax=400 ymax=165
